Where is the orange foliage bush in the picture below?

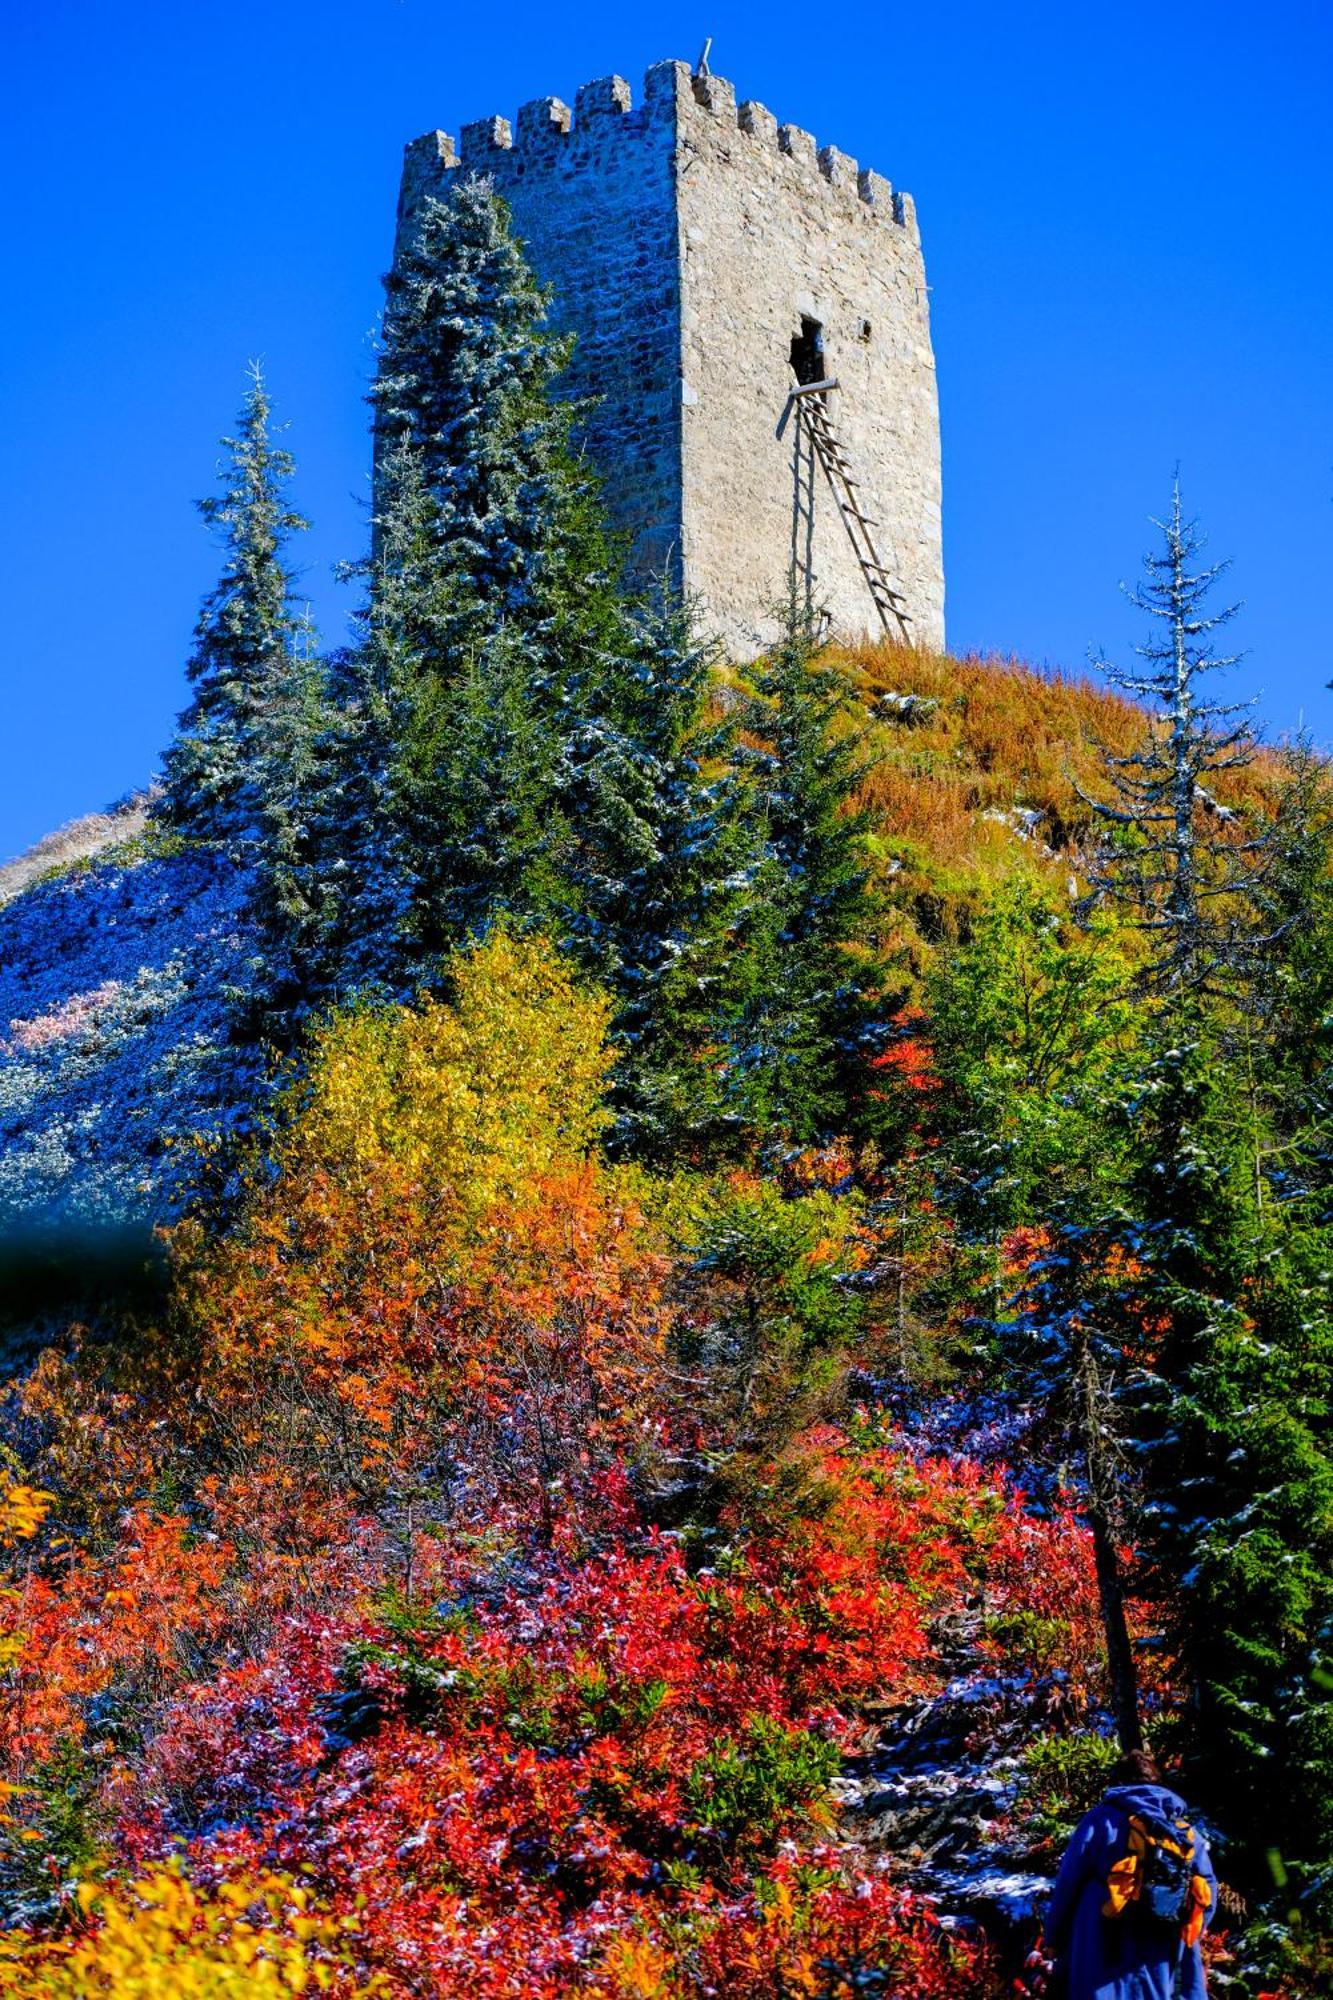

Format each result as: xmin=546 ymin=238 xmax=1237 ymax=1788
xmin=170 ymin=936 xmax=667 ymax=1537
xmin=1 ymin=1512 xmax=233 ymax=1773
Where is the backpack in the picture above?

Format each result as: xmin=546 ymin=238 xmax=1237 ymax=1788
xmin=1103 ymin=1808 xmax=1212 ymax=1945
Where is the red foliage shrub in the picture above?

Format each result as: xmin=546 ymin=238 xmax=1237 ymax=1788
xmin=685 ymin=1858 xmax=1004 ymax=2000
xmin=81 ymin=1441 xmax=1052 ymax=1993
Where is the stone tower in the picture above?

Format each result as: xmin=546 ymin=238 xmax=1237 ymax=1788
xmin=396 ymin=58 xmax=944 ymax=657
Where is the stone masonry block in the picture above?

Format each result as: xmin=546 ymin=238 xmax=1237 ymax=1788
xmin=398 ymin=130 xmax=458 ymax=217
xmin=858 ymin=167 xmax=893 ymax=210
xmin=738 ymin=100 xmax=778 ymax=145
xmin=460 ymin=115 xmax=512 ymax=160
xmin=575 ymin=75 xmax=632 ymax=120
xmin=642 ymin=59 xmax=692 ymax=113
xmin=406 ymin=128 xmax=458 ymax=171
xmin=691 ymin=72 xmax=736 ymax=119
xmin=818 ymin=144 xmax=858 ymax=192
xmin=517 ymin=96 xmax=571 ymax=143
xmin=778 ymin=123 xmax=817 ymax=168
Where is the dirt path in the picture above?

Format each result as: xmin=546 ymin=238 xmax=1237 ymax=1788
xmin=835 ymin=1395 xmax=1063 ymax=1969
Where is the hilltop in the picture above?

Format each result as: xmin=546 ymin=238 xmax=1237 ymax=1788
xmin=834 ymin=637 xmax=1283 ymax=914
xmin=0 ymin=643 xmax=1212 ymax=1259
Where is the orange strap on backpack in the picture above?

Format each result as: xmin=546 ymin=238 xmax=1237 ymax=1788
xmin=1102 ymin=1813 xmax=1212 ymax=1943
xmin=1181 ymin=1872 xmax=1212 ymax=1947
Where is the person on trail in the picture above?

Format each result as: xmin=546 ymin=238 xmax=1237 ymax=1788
xmin=1041 ymin=1749 xmax=1217 ymax=2000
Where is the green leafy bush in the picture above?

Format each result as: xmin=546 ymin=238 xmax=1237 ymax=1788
xmin=1016 ymin=1731 xmax=1117 ymax=1840
xmin=683 ymin=1715 xmax=840 ymax=1855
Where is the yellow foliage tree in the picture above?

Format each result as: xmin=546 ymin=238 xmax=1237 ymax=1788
xmin=271 ymin=925 xmax=614 ymax=1223
xmin=181 ymin=930 xmax=660 ymax=1537
xmin=0 ymin=1484 xmax=53 ymax=1552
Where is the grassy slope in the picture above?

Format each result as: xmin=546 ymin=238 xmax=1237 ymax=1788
xmin=827 ymin=640 xmax=1286 ymax=977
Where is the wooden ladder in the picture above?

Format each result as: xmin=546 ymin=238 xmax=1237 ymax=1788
xmin=778 ymin=378 xmax=911 ymax=642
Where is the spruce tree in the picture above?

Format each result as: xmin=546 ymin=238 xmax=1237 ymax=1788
xmin=303 ymin=438 xmax=444 ymax=997
xmin=1151 ymin=766 xmax=1333 ymax=1885
xmin=239 ymin=603 xmax=331 ymax=1036
xmin=369 ymin=177 xmax=627 ymax=953
xmin=159 ymin=365 xmax=314 ymax=853
xmin=423 ymin=624 xmax=572 ymax=944
xmin=354 ymin=175 xmax=756 ymax=1076
xmin=927 ymin=888 xmax=1150 ymax=1744
xmin=406 ymin=589 xmax=755 ymax=1157
xmin=720 ymin=599 xmax=879 ymax=1143
xmin=310 ymin=177 xmax=757 ymax=1134
xmin=372 ymin=176 xmax=620 ymax=675
xmin=557 ymin=598 xmax=756 ymax=1157
xmin=158 ymin=365 xmax=328 ymax=1037
xmin=1085 ymin=483 xmax=1262 ymax=996
xmin=1072 ymin=498 xmax=1333 ymax=1891
xmin=1119 ymin=1022 xmax=1333 ymax=1889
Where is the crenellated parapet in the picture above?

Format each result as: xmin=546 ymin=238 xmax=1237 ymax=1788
xmin=399 ymin=60 xmax=918 ymax=240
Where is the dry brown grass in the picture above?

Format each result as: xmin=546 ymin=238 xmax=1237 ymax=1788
xmin=773 ymin=640 xmax=1296 ymax=973
xmin=0 ymin=794 xmax=155 ymax=908
xmin=834 ymin=638 xmax=1286 ymax=863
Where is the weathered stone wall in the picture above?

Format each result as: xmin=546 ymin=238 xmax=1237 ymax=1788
xmin=395 ymin=58 xmax=944 ymax=656
xmin=665 ymin=63 xmax=945 ymax=654
xmin=396 ymin=69 xmax=685 ymax=584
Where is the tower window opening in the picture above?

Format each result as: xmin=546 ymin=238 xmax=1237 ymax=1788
xmin=790 ymin=316 xmax=825 ymax=386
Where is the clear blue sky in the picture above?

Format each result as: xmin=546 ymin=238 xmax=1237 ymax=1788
xmin=2 ymin=0 xmax=1330 ymax=861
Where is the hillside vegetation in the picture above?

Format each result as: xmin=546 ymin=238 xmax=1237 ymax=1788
xmin=1 ymin=176 xmax=1330 ymax=2000
xmin=836 ymin=638 xmax=1285 ymax=929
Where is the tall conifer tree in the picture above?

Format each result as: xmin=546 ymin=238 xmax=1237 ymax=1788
xmin=307 ymin=438 xmax=443 ymax=995
xmin=158 ymin=366 xmax=327 ymax=1036
xmin=368 ymin=177 xmax=624 ymax=952
xmin=557 ymin=599 xmax=755 ymax=1155
xmin=348 ymin=174 xmax=754 ymax=1058
xmin=373 ymin=176 xmax=620 ymax=676
xmin=720 ymin=599 xmax=879 ymax=1143
xmin=1060 ymin=497 xmax=1333 ymax=1887
xmin=1085 ymin=484 xmax=1262 ymax=996
xmin=160 ymin=365 xmax=314 ymax=851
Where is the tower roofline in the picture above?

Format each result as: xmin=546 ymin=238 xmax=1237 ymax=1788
xmin=400 ymin=60 xmax=917 ymax=238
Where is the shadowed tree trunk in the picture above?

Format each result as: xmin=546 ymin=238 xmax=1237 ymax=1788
xmin=1074 ymin=1320 xmax=1143 ymax=1751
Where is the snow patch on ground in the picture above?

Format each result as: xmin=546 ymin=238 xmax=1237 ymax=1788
xmin=0 ymin=842 xmax=266 ymax=1236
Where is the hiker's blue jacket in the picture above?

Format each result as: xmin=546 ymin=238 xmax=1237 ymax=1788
xmin=1045 ymin=1782 xmax=1217 ymax=2000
